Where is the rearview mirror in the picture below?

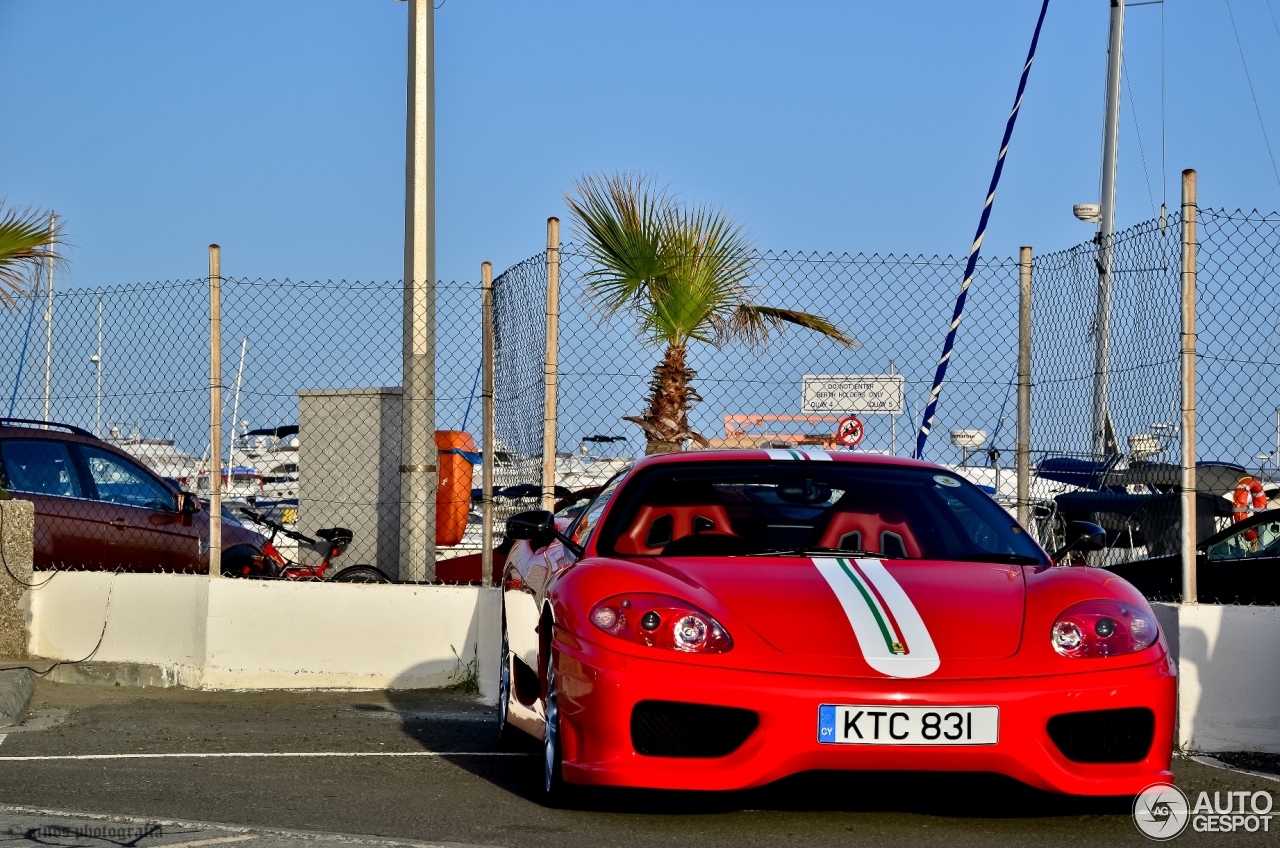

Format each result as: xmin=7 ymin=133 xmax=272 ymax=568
xmin=504 ymin=509 xmax=584 ymax=557
xmin=179 ymin=492 xmax=201 ymax=515
xmin=1050 ymin=520 xmax=1106 ymax=563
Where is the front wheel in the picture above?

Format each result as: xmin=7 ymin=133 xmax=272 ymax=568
xmin=541 ymin=651 xmax=575 ymax=806
xmin=498 ymin=612 xmax=515 ymax=744
xmin=330 ymin=565 xmax=392 ymax=584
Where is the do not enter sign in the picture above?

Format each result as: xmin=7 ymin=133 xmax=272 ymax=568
xmin=837 ymin=416 xmax=864 ymax=447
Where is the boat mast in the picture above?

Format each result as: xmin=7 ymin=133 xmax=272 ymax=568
xmin=228 ymin=337 xmax=247 ymax=467
xmin=1092 ymin=0 xmax=1125 ymax=458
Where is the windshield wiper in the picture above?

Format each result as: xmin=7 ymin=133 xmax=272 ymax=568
xmin=747 ymin=547 xmax=905 ymax=560
xmin=954 ymin=552 xmax=1042 ymax=565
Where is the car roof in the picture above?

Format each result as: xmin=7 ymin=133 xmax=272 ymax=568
xmin=627 ymin=448 xmax=942 ymax=473
xmin=0 ymin=420 xmax=180 ymax=491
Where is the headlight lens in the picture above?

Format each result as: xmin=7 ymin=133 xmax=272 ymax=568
xmin=589 ymin=593 xmax=733 ymax=654
xmin=1051 ymin=599 xmax=1158 ymax=658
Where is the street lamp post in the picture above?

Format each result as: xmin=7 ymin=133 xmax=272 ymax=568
xmin=89 ymin=296 xmax=102 ymax=437
xmin=397 ymin=0 xmax=437 ymax=581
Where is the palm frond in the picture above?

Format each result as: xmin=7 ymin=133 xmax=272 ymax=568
xmin=645 ymin=201 xmax=757 ymax=342
xmin=0 ymin=203 xmax=64 ymax=311
xmin=714 ymin=304 xmax=860 ymax=349
xmin=565 ymin=173 xmax=675 ymax=317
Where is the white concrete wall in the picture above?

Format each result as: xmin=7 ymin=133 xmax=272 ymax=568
xmin=27 ymin=572 xmax=500 ymax=701
xmin=28 ymin=572 xmax=208 ymax=687
xmin=1161 ymin=602 xmax=1280 ymax=754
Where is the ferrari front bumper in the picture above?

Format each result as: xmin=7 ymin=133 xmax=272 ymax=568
xmin=553 ymin=633 xmax=1176 ymax=796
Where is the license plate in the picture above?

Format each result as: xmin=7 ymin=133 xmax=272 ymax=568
xmin=818 ymin=704 xmax=999 ymax=745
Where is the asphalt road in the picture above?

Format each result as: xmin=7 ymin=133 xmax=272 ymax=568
xmin=0 ymin=683 xmax=1274 ymax=848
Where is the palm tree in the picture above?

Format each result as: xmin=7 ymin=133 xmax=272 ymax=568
xmin=0 ymin=203 xmax=63 ymax=311
xmin=567 ymin=173 xmax=857 ymax=455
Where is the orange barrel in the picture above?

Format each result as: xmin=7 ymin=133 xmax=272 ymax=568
xmin=435 ymin=430 xmax=478 ymax=546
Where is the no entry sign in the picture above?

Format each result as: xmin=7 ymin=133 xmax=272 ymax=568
xmin=837 ymin=416 xmax=864 ymax=447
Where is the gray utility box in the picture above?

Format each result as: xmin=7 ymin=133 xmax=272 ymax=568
xmin=297 ymin=387 xmax=403 ymax=579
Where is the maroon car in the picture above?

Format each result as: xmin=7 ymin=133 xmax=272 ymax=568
xmin=0 ymin=419 xmax=265 ymax=572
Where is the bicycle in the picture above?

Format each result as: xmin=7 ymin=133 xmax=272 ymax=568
xmin=230 ymin=507 xmax=391 ymax=583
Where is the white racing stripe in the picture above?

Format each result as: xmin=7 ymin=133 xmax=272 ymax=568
xmin=814 ymin=557 xmax=940 ymax=679
xmin=763 ymin=448 xmax=833 ymax=461
xmin=0 ymin=751 xmax=532 ymax=762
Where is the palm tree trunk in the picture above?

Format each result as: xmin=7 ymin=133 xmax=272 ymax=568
xmin=625 ymin=341 xmax=705 ymax=455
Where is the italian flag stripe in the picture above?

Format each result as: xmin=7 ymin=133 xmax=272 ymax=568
xmin=836 ymin=557 xmax=908 ymax=655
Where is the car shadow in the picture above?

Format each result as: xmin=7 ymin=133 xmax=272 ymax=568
xmin=377 ymin=687 xmax=1129 ymax=819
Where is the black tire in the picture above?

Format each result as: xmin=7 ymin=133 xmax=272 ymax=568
xmin=498 ymin=609 xmax=516 ymax=744
xmin=330 ymin=565 xmax=392 ymax=584
xmin=220 ymin=544 xmax=268 ymax=578
xmin=541 ymin=651 xmax=575 ymax=806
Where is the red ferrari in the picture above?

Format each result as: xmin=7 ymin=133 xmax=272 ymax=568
xmin=498 ymin=449 xmax=1175 ymax=802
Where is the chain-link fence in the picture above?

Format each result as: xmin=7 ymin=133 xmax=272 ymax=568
xmin=0 ymin=276 xmax=487 ymax=582
xmin=2 ymin=202 xmax=1276 ymax=598
xmin=491 ymin=206 xmax=1280 ymax=602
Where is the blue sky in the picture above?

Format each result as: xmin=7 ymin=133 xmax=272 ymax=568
xmin=3 ymin=0 xmax=1280 ymax=290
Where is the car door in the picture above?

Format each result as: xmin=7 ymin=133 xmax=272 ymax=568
xmin=0 ymin=437 xmax=109 ymax=570
xmin=76 ymin=444 xmax=187 ymax=572
xmin=1200 ymin=515 xmax=1280 ymax=604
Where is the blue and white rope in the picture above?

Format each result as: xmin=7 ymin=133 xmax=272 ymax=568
xmin=914 ymin=0 xmax=1051 ymax=460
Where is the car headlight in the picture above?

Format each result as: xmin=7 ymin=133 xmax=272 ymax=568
xmin=589 ymin=593 xmax=733 ymax=654
xmin=1051 ymin=599 xmax=1158 ymax=658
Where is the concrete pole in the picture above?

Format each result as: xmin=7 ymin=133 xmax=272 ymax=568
xmin=1179 ymin=170 xmax=1197 ymax=604
xmin=399 ymin=0 xmax=437 ymax=581
xmin=1016 ymin=246 xmax=1033 ymax=529
xmin=1091 ymin=0 xmax=1125 ymax=458
xmin=208 ymin=244 xmax=223 ymax=579
xmin=541 ymin=218 xmax=560 ymax=512
xmin=43 ymin=213 xmax=55 ymax=424
xmin=481 ymin=261 xmax=495 ymax=588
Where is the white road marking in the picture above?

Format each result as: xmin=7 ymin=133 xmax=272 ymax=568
xmin=160 ymin=836 xmax=259 ymax=848
xmin=0 ymin=734 xmax=7 ymax=747
xmin=1190 ymin=754 xmax=1280 ymax=784
xmin=0 ymin=751 xmax=531 ymax=762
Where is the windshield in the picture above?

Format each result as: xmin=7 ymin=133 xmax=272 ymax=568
xmin=597 ymin=461 xmax=1048 ymax=565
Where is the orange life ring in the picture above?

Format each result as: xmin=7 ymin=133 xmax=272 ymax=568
xmin=1232 ymin=476 xmax=1268 ymax=523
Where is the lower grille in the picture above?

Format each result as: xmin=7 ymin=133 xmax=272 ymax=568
xmin=630 ymin=700 xmax=758 ymax=758
xmin=1047 ymin=707 xmax=1156 ymax=763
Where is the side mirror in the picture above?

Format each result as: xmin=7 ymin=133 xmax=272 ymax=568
xmin=179 ymin=492 xmax=201 ymax=515
xmin=506 ymin=509 xmax=555 ymax=544
xmin=1051 ymin=520 xmax=1106 ymax=562
xmin=504 ymin=509 xmax=584 ymax=557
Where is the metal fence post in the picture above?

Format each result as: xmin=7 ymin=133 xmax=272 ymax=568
xmin=542 ymin=218 xmax=560 ymax=512
xmin=1180 ymin=169 xmax=1197 ymax=604
xmin=1016 ymin=246 xmax=1032 ymax=529
xmin=481 ymin=261 xmax=495 ymax=588
xmin=208 ymin=244 xmax=222 ymax=579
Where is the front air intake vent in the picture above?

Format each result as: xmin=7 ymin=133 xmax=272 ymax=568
xmin=630 ymin=700 xmax=758 ymax=758
xmin=1047 ymin=707 xmax=1156 ymax=763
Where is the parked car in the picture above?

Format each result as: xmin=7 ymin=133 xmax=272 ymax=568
xmin=0 ymin=418 xmax=265 ymax=572
xmin=1105 ymin=507 xmax=1280 ymax=605
xmin=498 ymin=448 xmax=1174 ymax=803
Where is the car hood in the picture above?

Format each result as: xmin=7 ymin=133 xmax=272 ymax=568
xmin=652 ymin=556 xmax=1026 ymax=664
